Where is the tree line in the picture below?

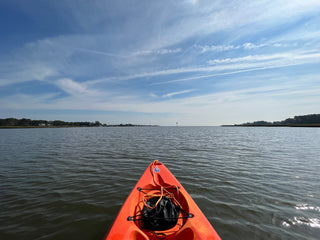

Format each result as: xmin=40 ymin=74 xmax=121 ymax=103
xmin=238 ymin=114 xmax=320 ymax=126
xmin=0 ymin=118 xmax=104 ymax=127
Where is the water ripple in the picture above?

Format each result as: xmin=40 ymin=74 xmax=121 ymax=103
xmin=1 ymin=127 xmax=320 ymax=240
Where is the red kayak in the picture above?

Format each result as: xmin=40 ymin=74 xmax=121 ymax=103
xmin=104 ymin=160 xmax=221 ymax=240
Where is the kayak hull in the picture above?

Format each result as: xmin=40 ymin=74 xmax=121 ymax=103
xmin=104 ymin=161 xmax=221 ymax=240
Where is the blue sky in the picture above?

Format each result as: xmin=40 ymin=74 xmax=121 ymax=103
xmin=1 ymin=0 xmax=320 ymax=125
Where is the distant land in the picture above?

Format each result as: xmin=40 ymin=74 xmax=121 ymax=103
xmin=223 ymin=114 xmax=320 ymax=127
xmin=0 ymin=118 xmax=158 ymax=128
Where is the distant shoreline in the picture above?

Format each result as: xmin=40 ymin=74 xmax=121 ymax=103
xmin=222 ymin=124 xmax=320 ymax=128
xmin=223 ymin=114 xmax=320 ymax=128
xmin=0 ymin=125 xmax=159 ymax=129
xmin=0 ymin=118 xmax=158 ymax=129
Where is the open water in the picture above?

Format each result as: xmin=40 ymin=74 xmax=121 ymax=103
xmin=0 ymin=126 xmax=320 ymax=240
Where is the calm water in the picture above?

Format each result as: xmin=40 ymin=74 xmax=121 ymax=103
xmin=1 ymin=126 xmax=320 ymax=240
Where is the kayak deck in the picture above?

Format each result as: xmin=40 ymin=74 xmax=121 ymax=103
xmin=104 ymin=161 xmax=221 ymax=240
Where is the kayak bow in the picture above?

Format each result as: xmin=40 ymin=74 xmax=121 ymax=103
xmin=104 ymin=160 xmax=221 ymax=240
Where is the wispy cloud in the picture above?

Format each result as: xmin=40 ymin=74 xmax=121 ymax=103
xmin=148 ymin=50 xmax=320 ymax=86
xmin=196 ymin=41 xmax=300 ymax=53
xmin=1 ymin=1 xmax=320 ymax=125
xmin=131 ymin=48 xmax=182 ymax=56
xmin=206 ymin=53 xmax=286 ymax=65
xmin=162 ymin=89 xmax=194 ymax=98
xmin=2 ymin=75 xmax=319 ymax=125
xmin=75 ymin=48 xmax=127 ymax=58
xmin=127 ymin=50 xmax=320 ymax=85
xmin=0 ymin=63 xmax=56 ymax=87
xmin=56 ymin=78 xmax=91 ymax=96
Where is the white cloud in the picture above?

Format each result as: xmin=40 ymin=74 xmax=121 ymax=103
xmin=197 ymin=44 xmax=238 ymax=53
xmin=75 ymin=48 xmax=127 ymax=58
xmin=131 ymin=48 xmax=182 ymax=56
xmin=148 ymin=50 xmax=320 ymax=85
xmin=162 ymin=89 xmax=194 ymax=98
xmin=196 ymin=41 xmax=294 ymax=54
xmin=1 ymin=73 xmax=319 ymax=125
xmin=56 ymin=78 xmax=98 ymax=96
xmin=143 ymin=50 xmax=320 ymax=91
xmin=242 ymin=42 xmax=266 ymax=50
xmin=1 ymin=1 xmax=320 ymax=125
xmin=198 ymin=42 xmax=269 ymax=53
xmin=207 ymin=53 xmax=290 ymax=65
xmin=0 ymin=63 xmax=56 ymax=87
xmin=149 ymin=93 xmax=157 ymax=98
